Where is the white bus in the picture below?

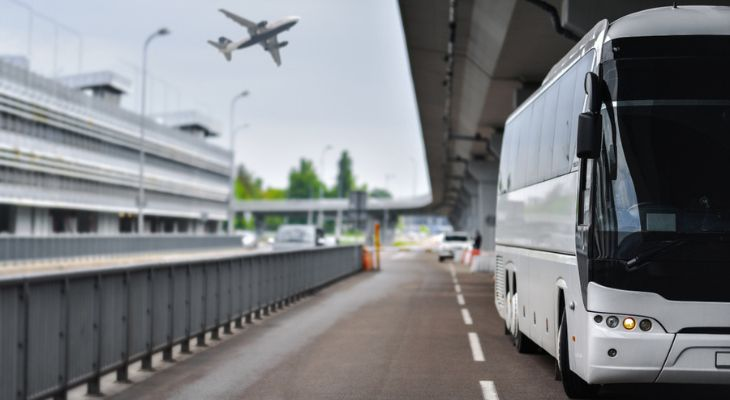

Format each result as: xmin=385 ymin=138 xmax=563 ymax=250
xmin=494 ymin=6 xmax=730 ymax=398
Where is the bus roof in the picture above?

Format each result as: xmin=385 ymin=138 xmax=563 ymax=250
xmin=607 ymin=6 xmax=730 ymax=41
xmin=508 ymin=5 xmax=730 ymax=127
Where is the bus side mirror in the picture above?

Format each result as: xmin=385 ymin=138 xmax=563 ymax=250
xmin=584 ymin=72 xmax=602 ymax=113
xmin=577 ymin=112 xmax=602 ymax=159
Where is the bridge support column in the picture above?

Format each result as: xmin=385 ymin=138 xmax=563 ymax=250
xmin=462 ymin=160 xmax=499 ymax=271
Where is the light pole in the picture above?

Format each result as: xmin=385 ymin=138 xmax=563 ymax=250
xmin=137 ymin=27 xmax=170 ymax=234
xmin=228 ymin=90 xmax=250 ymax=235
xmin=383 ymin=173 xmax=395 ymax=243
xmin=409 ymin=157 xmax=417 ymax=197
xmin=317 ymin=145 xmax=333 ymax=228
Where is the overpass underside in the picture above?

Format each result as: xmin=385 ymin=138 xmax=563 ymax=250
xmin=399 ymin=0 xmax=728 ymax=255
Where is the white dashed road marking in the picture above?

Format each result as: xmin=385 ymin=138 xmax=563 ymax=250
xmin=461 ymin=308 xmax=473 ymax=325
xmin=454 ymin=284 xmax=461 ymax=293
xmin=457 ymin=294 xmax=465 ymax=306
xmin=480 ymin=380 xmax=499 ymax=400
xmin=468 ymin=332 xmax=485 ymax=362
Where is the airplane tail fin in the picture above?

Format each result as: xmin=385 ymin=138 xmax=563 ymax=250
xmin=207 ymin=38 xmax=233 ymax=61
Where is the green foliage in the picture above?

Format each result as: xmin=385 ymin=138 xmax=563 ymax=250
xmin=263 ymin=188 xmax=286 ymax=200
xmin=369 ymin=187 xmax=392 ymax=199
xmin=335 ymin=150 xmax=356 ymax=198
xmin=234 ymin=215 xmax=256 ymax=230
xmin=287 ymin=158 xmax=324 ymax=199
xmin=264 ymin=215 xmax=285 ymax=231
xmin=234 ymin=165 xmax=263 ymax=199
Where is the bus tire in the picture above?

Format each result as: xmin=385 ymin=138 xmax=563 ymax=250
xmin=514 ymin=320 xmax=538 ymax=353
xmin=558 ymin=312 xmax=599 ymax=398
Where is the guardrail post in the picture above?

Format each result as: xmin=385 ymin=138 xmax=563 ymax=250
xmin=87 ymin=275 xmax=103 ymax=396
xmin=224 ymin=261 xmax=233 ymax=334
xmin=245 ymin=258 xmax=253 ymax=324
xmin=141 ymin=269 xmax=154 ymax=371
xmin=116 ymin=272 xmax=131 ymax=383
xmin=254 ymin=259 xmax=262 ymax=320
xmin=181 ymin=264 xmax=192 ymax=354
xmin=53 ymin=278 xmax=70 ymax=400
xmin=18 ymin=283 xmax=29 ymax=400
xmin=163 ymin=267 xmax=174 ymax=363
xmin=211 ymin=263 xmax=221 ymax=340
xmin=197 ymin=264 xmax=207 ymax=348
xmin=234 ymin=259 xmax=244 ymax=329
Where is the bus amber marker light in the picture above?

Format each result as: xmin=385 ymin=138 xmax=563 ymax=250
xmin=623 ymin=317 xmax=636 ymax=330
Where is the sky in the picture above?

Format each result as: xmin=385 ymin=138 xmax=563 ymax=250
xmin=0 ymin=0 xmax=430 ymax=198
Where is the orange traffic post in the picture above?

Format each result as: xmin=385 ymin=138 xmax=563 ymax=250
xmin=361 ymin=246 xmax=372 ymax=271
xmin=373 ymin=222 xmax=381 ymax=271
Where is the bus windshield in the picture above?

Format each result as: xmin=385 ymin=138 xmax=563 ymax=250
xmin=590 ymin=36 xmax=730 ymax=301
xmin=596 ymin=36 xmax=730 ymax=261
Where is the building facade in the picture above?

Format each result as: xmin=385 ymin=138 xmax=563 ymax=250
xmin=0 ymin=60 xmax=231 ymax=235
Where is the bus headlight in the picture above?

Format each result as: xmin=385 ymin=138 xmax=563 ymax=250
xmin=639 ymin=319 xmax=652 ymax=331
xmin=606 ymin=316 xmax=619 ymax=328
xmin=623 ymin=317 xmax=636 ymax=330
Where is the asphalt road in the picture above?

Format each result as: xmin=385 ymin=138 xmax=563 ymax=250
xmin=96 ymin=251 xmax=730 ymax=400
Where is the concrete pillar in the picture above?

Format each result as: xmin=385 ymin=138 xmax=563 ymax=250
xmin=335 ymin=209 xmax=343 ymax=240
xmin=13 ymin=206 xmax=32 ymax=235
xmin=468 ymin=161 xmax=499 ymax=254
xmin=98 ymin=213 xmax=120 ymax=234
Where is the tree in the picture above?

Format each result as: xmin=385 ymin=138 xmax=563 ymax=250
xmin=234 ymin=164 xmax=263 ymax=199
xmin=369 ymin=187 xmax=392 ymax=199
xmin=335 ymin=150 xmax=356 ymax=198
xmin=287 ymin=158 xmax=323 ymax=199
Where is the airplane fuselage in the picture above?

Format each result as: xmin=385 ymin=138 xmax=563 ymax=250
xmin=227 ymin=17 xmax=299 ymax=51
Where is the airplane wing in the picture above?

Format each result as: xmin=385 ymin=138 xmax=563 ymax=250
xmin=265 ymin=37 xmax=282 ymax=66
xmin=219 ymin=9 xmax=257 ymax=29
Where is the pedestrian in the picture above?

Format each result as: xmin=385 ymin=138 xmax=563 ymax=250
xmin=473 ymin=230 xmax=482 ymax=250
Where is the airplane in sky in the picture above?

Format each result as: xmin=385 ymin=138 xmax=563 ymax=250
xmin=208 ymin=9 xmax=300 ymax=66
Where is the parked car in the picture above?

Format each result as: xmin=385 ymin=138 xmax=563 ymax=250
xmin=235 ymin=230 xmax=258 ymax=249
xmin=438 ymin=232 xmax=471 ymax=262
xmin=273 ymin=224 xmax=324 ymax=251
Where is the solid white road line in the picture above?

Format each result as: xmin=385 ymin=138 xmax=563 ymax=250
xmin=461 ymin=308 xmax=473 ymax=325
xmin=455 ymin=284 xmax=461 ymax=293
xmin=457 ymin=294 xmax=465 ymax=306
xmin=468 ymin=332 xmax=485 ymax=362
xmin=480 ymin=380 xmax=499 ymax=400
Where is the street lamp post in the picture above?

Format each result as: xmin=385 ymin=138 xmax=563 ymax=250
xmin=228 ymin=91 xmax=250 ymax=235
xmin=137 ymin=27 xmax=170 ymax=234
xmin=317 ymin=145 xmax=333 ymax=228
xmin=383 ymin=173 xmax=395 ymax=243
xmin=409 ymin=157 xmax=417 ymax=197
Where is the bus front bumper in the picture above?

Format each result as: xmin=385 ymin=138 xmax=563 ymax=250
xmin=584 ymin=319 xmax=730 ymax=384
xmin=656 ymin=334 xmax=730 ymax=384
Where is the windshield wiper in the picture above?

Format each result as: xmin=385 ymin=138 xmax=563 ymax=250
xmin=624 ymin=233 xmax=730 ymax=269
xmin=625 ymin=239 xmax=688 ymax=269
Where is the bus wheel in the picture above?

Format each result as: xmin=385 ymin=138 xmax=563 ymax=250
xmin=558 ymin=312 xmax=599 ymax=398
xmin=514 ymin=321 xmax=538 ymax=354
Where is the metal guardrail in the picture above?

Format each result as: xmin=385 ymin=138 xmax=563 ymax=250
xmin=0 ymin=235 xmax=243 ymax=264
xmin=0 ymin=245 xmax=362 ymax=400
